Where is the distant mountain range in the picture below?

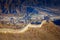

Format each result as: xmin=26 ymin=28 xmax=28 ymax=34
xmin=0 ymin=0 xmax=60 ymax=14
xmin=0 ymin=0 xmax=60 ymax=25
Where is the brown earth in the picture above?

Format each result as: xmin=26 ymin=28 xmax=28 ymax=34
xmin=0 ymin=20 xmax=60 ymax=40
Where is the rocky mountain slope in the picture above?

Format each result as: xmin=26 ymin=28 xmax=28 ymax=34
xmin=0 ymin=20 xmax=60 ymax=40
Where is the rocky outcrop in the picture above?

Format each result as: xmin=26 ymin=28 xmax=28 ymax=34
xmin=0 ymin=20 xmax=60 ymax=40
